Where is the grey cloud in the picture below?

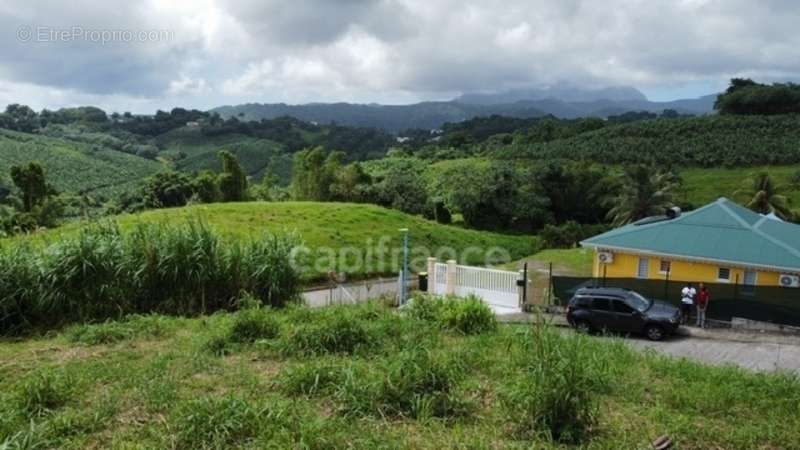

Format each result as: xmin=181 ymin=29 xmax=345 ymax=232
xmin=1 ymin=0 xmax=800 ymax=111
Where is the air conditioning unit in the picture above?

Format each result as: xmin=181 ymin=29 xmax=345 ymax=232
xmin=779 ymin=274 xmax=800 ymax=288
xmin=598 ymin=251 xmax=614 ymax=264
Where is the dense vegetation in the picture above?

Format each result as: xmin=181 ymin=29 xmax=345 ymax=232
xmin=1 ymin=301 xmax=798 ymax=448
xmin=0 ymin=221 xmax=299 ymax=335
xmin=4 ymin=202 xmax=539 ymax=280
xmin=3 ymin=79 xmax=800 ymax=240
xmin=715 ymin=78 xmax=800 ymax=115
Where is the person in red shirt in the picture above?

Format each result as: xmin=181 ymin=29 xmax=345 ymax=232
xmin=696 ymin=283 xmax=710 ymax=328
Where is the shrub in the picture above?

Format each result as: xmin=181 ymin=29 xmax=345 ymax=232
xmin=406 ymin=294 xmax=497 ymax=335
xmin=284 ymin=313 xmax=375 ymax=355
xmin=15 ymin=371 xmax=73 ymax=418
xmin=405 ymin=293 xmax=447 ymax=322
xmin=502 ymin=325 xmax=610 ymax=444
xmin=439 ymin=295 xmax=497 ymax=335
xmin=229 ymin=308 xmax=280 ymax=343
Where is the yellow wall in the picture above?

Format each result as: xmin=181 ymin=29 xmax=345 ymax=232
xmin=592 ymin=250 xmax=783 ymax=287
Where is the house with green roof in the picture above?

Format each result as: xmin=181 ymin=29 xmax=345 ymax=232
xmin=581 ymin=198 xmax=800 ymax=289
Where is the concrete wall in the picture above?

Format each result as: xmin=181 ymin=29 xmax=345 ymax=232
xmin=591 ymin=250 xmax=782 ymax=287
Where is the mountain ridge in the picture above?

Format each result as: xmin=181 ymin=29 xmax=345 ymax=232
xmin=211 ymin=89 xmax=717 ymax=131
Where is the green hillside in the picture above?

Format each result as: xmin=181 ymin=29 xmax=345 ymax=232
xmin=8 ymin=201 xmax=539 ymax=280
xmin=0 ymin=128 xmax=163 ymax=199
xmin=414 ymin=157 xmax=800 ymax=212
xmin=679 ymin=165 xmax=800 ymax=206
xmin=492 ymin=114 xmax=800 ymax=167
xmin=157 ymin=127 xmax=292 ymax=182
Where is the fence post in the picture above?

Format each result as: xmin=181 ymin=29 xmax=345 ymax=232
xmin=664 ymin=269 xmax=670 ymax=301
xmin=445 ymin=259 xmax=457 ymax=295
xmin=734 ymin=273 xmax=740 ymax=300
xmin=426 ymin=257 xmax=437 ymax=293
xmin=518 ymin=269 xmax=526 ymax=308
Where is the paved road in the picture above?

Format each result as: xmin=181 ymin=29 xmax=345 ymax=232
xmin=499 ymin=312 xmax=800 ymax=373
xmin=624 ymin=333 xmax=800 ymax=373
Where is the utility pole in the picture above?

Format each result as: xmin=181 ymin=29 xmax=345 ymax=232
xmin=399 ymin=228 xmax=409 ymax=305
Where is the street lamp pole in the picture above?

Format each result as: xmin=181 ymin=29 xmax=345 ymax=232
xmin=399 ymin=228 xmax=409 ymax=305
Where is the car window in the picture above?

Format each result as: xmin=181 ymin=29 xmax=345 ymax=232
xmin=590 ymin=298 xmax=612 ymax=311
xmin=612 ymin=299 xmax=635 ymax=314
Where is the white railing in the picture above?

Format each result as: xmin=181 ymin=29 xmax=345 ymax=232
xmin=429 ymin=258 xmax=521 ymax=312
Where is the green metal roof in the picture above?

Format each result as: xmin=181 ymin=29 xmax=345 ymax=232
xmin=581 ymin=198 xmax=800 ymax=272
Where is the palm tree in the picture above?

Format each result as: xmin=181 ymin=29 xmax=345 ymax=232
xmin=606 ymin=165 xmax=678 ymax=226
xmin=736 ymin=173 xmax=792 ymax=220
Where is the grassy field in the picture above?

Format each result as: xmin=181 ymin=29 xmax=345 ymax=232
xmin=0 ymin=129 xmax=163 ymax=199
xmin=1 ymin=302 xmax=798 ymax=449
xmin=4 ymin=202 xmax=539 ymax=281
xmin=679 ymin=165 xmax=800 ymax=206
xmin=502 ymin=248 xmax=594 ymax=276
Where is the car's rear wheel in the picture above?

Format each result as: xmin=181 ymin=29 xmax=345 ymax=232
xmin=645 ymin=324 xmax=665 ymax=341
xmin=574 ymin=320 xmax=592 ymax=334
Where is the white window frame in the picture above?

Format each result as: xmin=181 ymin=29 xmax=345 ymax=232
xmin=658 ymin=260 xmax=671 ymax=274
xmin=717 ymin=267 xmax=731 ymax=283
xmin=637 ymin=257 xmax=650 ymax=279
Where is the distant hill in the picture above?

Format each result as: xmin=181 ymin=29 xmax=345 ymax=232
xmin=0 ymin=128 xmax=163 ymax=200
xmin=211 ymin=101 xmax=548 ymax=132
xmin=455 ymin=85 xmax=648 ymax=104
xmin=211 ymin=91 xmax=717 ymax=131
xmin=490 ymin=114 xmax=800 ymax=167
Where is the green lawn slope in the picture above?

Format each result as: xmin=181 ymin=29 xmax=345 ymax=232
xmin=7 ymin=201 xmax=539 ymax=280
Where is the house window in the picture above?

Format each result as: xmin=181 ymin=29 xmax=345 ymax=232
xmin=637 ymin=258 xmax=650 ymax=278
xmin=659 ymin=260 xmax=671 ymax=274
xmin=718 ymin=267 xmax=731 ymax=282
xmin=742 ymin=270 xmax=757 ymax=295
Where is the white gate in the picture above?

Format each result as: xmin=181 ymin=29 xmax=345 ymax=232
xmin=432 ymin=262 xmax=521 ymax=313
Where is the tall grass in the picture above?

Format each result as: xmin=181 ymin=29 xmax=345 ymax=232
xmin=406 ymin=294 xmax=498 ymax=335
xmin=502 ymin=324 xmax=612 ymax=444
xmin=0 ymin=220 xmax=300 ymax=335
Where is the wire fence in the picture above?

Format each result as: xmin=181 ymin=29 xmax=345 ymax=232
xmin=552 ymin=276 xmax=800 ymax=327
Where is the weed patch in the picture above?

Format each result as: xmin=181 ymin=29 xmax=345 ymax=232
xmin=502 ymin=326 xmax=611 ymax=444
xmin=15 ymin=371 xmax=74 ymax=419
xmin=407 ymin=294 xmax=497 ymax=335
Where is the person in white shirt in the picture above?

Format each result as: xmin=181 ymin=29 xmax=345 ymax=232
xmin=680 ymin=283 xmax=696 ymax=324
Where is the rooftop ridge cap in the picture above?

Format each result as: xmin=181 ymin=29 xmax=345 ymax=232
xmin=717 ymin=200 xmax=800 ymax=260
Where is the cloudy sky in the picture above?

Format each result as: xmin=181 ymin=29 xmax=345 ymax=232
xmin=1 ymin=0 xmax=798 ymax=113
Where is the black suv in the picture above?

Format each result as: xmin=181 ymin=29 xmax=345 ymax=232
xmin=566 ymin=287 xmax=681 ymax=341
